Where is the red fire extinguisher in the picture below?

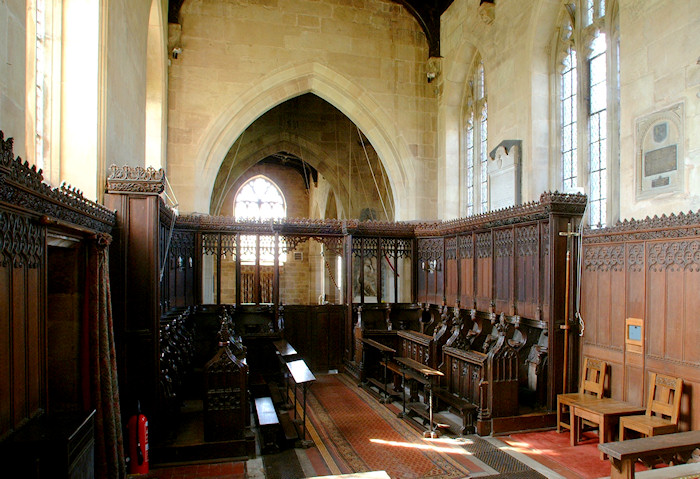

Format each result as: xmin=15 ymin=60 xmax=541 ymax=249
xmin=127 ymin=401 xmax=149 ymax=475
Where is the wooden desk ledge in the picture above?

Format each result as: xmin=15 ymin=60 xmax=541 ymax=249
xmin=394 ymin=357 xmax=444 ymax=378
xmin=362 ymin=338 xmax=396 ymax=354
xmin=598 ymin=430 xmax=700 ymax=479
xmin=433 ymin=387 xmax=477 ymax=413
xmin=381 ymin=359 xmax=428 ymax=384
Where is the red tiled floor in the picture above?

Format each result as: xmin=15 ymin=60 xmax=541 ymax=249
xmin=139 ymin=460 xmax=246 ymax=479
xmin=503 ymin=429 xmax=649 ymax=479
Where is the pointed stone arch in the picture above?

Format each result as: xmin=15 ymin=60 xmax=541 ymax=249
xmin=210 ymin=133 xmax=352 ymax=217
xmin=194 ymin=63 xmax=415 ymax=219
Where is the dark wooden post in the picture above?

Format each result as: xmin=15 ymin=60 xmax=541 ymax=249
xmin=104 ymin=165 xmax=165 ymax=429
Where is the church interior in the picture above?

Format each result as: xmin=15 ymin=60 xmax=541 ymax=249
xmin=1 ymin=0 xmax=700 ymax=478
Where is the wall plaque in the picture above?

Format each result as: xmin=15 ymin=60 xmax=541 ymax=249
xmin=488 ymin=140 xmax=522 ymax=211
xmin=635 ymin=103 xmax=683 ymax=198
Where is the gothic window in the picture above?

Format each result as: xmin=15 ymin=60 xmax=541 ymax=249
xmin=466 ymin=112 xmax=475 ymax=215
xmin=561 ymin=41 xmax=578 ymax=191
xmin=463 ymin=57 xmax=488 ymax=216
xmin=554 ymin=0 xmax=619 ymax=227
xmin=234 ymin=176 xmax=287 ymax=265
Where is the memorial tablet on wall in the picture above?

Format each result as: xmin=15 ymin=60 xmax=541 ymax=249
xmin=636 ymin=103 xmax=683 ymax=198
xmin=488 ymin=140 xmax=522 ymax=210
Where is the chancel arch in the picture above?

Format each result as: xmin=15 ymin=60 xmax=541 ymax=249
xmin=209 ymin=94 xmax=393 ymax=223
xmin=191 ymin=62 xmax=414 ymax=219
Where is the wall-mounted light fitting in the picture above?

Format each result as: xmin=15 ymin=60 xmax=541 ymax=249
xmin=421 ymin=259 xmax=440 ymax=273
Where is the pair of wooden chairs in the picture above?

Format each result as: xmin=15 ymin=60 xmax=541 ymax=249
xmin=557 ymin=358 xmax=683 ymax=441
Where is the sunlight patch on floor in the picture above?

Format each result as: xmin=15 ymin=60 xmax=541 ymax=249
xmin=498 ymin=441 xmax=560 ymax=457
xmin=369 ymin=438 xmax=473 ymax=455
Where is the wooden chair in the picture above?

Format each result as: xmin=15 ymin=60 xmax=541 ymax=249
xmin=619 ymin=373 xmax=683 ymax=441
xmin=557 ymin=357 xmax=607 ymax=433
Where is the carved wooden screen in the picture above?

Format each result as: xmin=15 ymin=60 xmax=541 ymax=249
xmin=201 ymin=233 xmax=239 ymax=304
xmin=0 ymin=211 xmax=44 ymax=437
xmin=416 ymin=237 xmax=444 ymax=305
xmin=162 ymin=229 xmax=196 ymax=309
xmin=493 ymin=228 xmax=514 ymax=313
xmin=459 ymin=235 xmax=475 ymax=307
xmin=0 ymin=131 xmax=115 ymax=439
xmin=515 ymin=224 xmax=540 ymax=319
xmin=445 ymin=236 xmax=458 ymax=305
xmin=380 ymin=238 xmax=412 ymax=303
xmin=475 ymin=232 xmax=493 ymax=311
xmin=580 ymin=213 xmax=700 ymax=430
xmin=353 ymin=236 xmax=410 ymax=304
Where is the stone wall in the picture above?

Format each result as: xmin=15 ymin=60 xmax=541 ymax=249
xmin=618 ymin=0 xmax=700 ymax=218
xmin=438 ymin=0 xmax=700 ymax=221
xmin=167 ymin=0 xmax=435 ymax=219
xmin=1 ymin=0 xmax=27 ymax=160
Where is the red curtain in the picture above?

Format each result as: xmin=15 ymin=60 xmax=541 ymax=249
xmin=86 ymin=233 xmax=126 ymax=479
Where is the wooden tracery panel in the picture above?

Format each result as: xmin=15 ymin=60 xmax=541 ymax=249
xmin=475 ymin=232 xmax=492 ymax=311
xmin=515 ymin=224 xmax=539 ymax=319
xmin=459 ymin=235 xmax=475 ymax=307
xmin=493 ymin=228 xmax=513 ymax=314
xmin=0 ymin=212 xmax=44 ymax=438
xmin=445 ymin=236 xmax=458 ymax=305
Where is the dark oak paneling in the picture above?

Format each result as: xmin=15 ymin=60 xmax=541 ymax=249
xmin=283 ymin=305 xmax=345 ymax=372
xmin=581 ymin=216 xmax=700 ymax=431
xmin=0 ymin=217 xmax=45 ymax=440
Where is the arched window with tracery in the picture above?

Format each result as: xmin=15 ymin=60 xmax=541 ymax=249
xmin=554 ymin=0 xmax=619 ymax=227
xmin=234 ymin=175 xmax=287 ymax=266
xmin=462 ymin=56 xmax=488 ymax=216
xmin=233 ymin=176 xmax=286 ymax=302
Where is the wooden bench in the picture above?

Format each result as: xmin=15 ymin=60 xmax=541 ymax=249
xmin=268 ymin=381 xmax=285 ymax=407
xmin=598 ymin=430 xmax=700 ymax=479
xmin=557 ymin=357 xmax=607 ymax=434
xmin=361 ymin=338 xmax=399 ymax=402
xmin=433 ymin=387 xmax=477 ymax=435
xmin=279 ymin=411 xmax=299 ymax=444
xmin=254 ymin=396 xmax=280 ymax=453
